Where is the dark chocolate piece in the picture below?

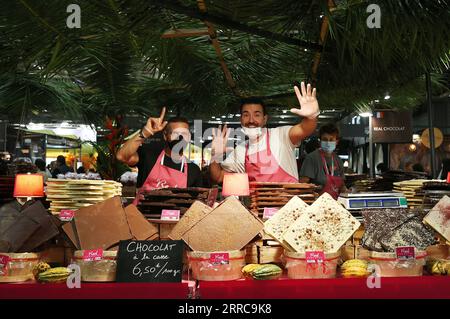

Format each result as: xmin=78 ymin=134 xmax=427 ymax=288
xmin=379 ymin=217 xmax=436 ymax=251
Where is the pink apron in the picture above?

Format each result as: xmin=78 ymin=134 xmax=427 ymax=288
xmin=319 ymin=150 xmax=344 ymax=200
xmin=245 ymin=129 xmax=298 ymax=183
xmin=133 ymin=150 xmax=188 ymax=205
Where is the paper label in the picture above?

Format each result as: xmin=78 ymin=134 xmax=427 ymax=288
xmin=161 ymin=209 xmax=180 ymax=221
xmin=396 ymin=246 xmax=415 ymax=260
xmin=0 ymin=255 xmax=10 ymax=275
xmin=305 ymin=251 xmax=325 ymax=264
xmin=209 ymin=253 xmax=230 ymax=265
xmin=83 ymin=249 xmax=103 ymax=261
xmin=59 ymin=210 xmax=75 ymax=222
xmin=263 ymin=207 xmax=278 ymax=220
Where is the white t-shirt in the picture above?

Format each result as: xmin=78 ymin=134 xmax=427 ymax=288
xmin=220 ymin=126 xmax=299 ymax=179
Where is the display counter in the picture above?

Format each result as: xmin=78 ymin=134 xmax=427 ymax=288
xmin=0 ymin=277 xmax=448 ymax=299
xmin=0 ymin=282 xmax=190 ymax=299
xmin=198 ymin=276 xmax=450 ymax=299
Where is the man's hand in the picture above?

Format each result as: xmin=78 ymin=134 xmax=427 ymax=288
xmin=290 ymin=82 xmax=320 ymax=119
xmin=211 ymin=124 xmax=231 ymax=162
xmin=143 ymin=107 xmax=168 ymax=137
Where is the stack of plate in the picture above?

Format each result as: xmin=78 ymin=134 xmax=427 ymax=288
xmin=249 ymin=182 xmax=318 ymax=217
xmin=421 ymin=181 xmax=450 ymax=210
xmin=352 ymin=179 xmax=376 ymax=193
xmin=138 ymin=187 xmax=218 ymax=220
xmin=46 ymin=178 xmax=122 ymax=215
xmin=393 ymin=179 xmax=428 ymax=208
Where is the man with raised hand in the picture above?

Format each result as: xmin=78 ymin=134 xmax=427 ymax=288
xmin=117 ymin=107 xmax=202 ymax=205
xmin=210 ymin=82 xmax=320 ymax=184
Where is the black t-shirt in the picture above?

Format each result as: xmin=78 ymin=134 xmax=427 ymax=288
xmin=136 ymin=142 xmax=202 ymax=188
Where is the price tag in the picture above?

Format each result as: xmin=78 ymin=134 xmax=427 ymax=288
xmin=161 ymin=210 xmax=180 ymax=221
xmin=116 ymin=240 xmax=183 ymax=283
xmin=209 ymin=253 xmax=230 ymax=265
xmin=0 ymin=255 xmax=10 ymax=275
xmin=59 ymin=210 xmax=75 ymax=222
xmin=83 ymin=249 xmax=103 ymax=261
xmin=305 ymin=251 xmax=325 ymax=264
xmin=396 ymin=246 xmax=415 ymax=260
xmin=263 ymin=207 xmax=278 ymax=220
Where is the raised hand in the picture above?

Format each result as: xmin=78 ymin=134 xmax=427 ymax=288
xmin=290 ymin=82 xmax=320 ymax=119
xmin=211 ymin=124 xmax=231 ymax=160
xmin=143 ymin=107 xmax=168 ymax=137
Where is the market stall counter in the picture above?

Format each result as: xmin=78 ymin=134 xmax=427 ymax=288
xmin=198 ymin=276 xmax=450 ymax=299
xmin=0 ymin=282 xmax=191 ymax=299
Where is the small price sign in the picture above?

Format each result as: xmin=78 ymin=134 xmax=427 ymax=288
xmin=305 ymin=251 xmax=325 ymax=264
xmin=0 ymin=255 xmax=10 ymax=274
xmin=83 ymin=249 xmax=103 ymax=261
xmin=161 ymin=210 xmax=180 ymax=221
xmin=396 ymin=246 xmax=415 ymax=260
xmin=263 ymin=207 xmax=278 ymax=220
xmin=209 ymin=253 xmax=230 ymax=265
xmin=59 ymin=210 xmax=75 ymax=222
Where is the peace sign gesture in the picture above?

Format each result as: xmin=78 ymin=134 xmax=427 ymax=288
xmin=143 ymin=107 xmax=168 ymax=137
xmin=290 ymin=82 xmax=320 ymax=119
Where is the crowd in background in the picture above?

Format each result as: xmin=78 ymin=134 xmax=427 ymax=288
xmin=0 ymin=154 xmax=93 ymax=183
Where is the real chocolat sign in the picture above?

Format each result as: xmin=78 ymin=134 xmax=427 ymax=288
xmin=372 ymin=111 xmax=412 ymax=143
xmin=116 ymin=240 xmax=183 ymax=283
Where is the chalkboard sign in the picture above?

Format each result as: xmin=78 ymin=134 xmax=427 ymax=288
xmin=116 ymin=240 xmax=183 ymax=283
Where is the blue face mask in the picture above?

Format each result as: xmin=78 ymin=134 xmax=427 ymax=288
xmin=321 ymin=141 xmax=336 ymax=153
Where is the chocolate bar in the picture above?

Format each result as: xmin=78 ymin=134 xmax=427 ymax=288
xmin=379 ymin=217 xmax=436 ymax=251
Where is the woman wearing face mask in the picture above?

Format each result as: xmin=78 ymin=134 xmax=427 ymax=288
xmin=116 ymin=108 xmax=202 ymax=205
xmin=299 ymin=123 xmax=346 ymax=199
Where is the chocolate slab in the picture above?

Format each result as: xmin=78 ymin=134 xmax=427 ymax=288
xmin=361 ymin=208 xmax=412 ymax=251
xmin=0 ymin=214 xmax=40 ymax=252
xmin=182 ymin=196 xmax=264 ymax=251
xmin=379 ymin=217 xmax=436 ymax=251
xmin=18 ymin=201 xmax=60 ymax=252
xmin=62 ymin=220 xmax=81 ymax=249
xmin=124 ymin=204 xmax=158 ymax=240
xmin=74 ymin=196 xmax=132 ymax=250
xmin=168 ymin=201 xmax=213 ymax=240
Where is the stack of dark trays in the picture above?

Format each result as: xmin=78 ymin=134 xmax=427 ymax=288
xmin=138 ymin=187 xmax=218 ymax=220
xmin=344 ymin=174 xmax=368 ymax=189
xmin=369 ymin=170 xmax=429 ymax=192
xmin=421 ymin=181 xmax=450 ymax=210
